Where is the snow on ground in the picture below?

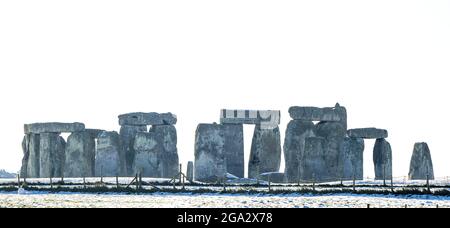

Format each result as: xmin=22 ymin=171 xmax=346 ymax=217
xmin=0 ymin=191 xmax=449 ymax=208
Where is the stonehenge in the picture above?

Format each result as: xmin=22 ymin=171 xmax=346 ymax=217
xmin=20 ymin=112 xmax=179 ymax=179
xmin=408 ymin=142 xmax=434 ymax=180
xmin=19 ymin=104 xmax=435 ymax=184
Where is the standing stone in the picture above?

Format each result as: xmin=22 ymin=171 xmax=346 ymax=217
xmin=315 ymin=121 xmax=346 ymax=181
xmin=221 ymin=124 xmax=244 ymax=178
xmin=133 ymin=132 xmax=160 ymax=177
xmin=194 ymin=124 xmax=226 ymax=182
xmin=64 ymin=131 xmax=96 ymax=178
xmin=151 ymin=125 xmax=179 ymax=178
xmin=248 ymin=125 xmax=282 ymax=179
xmin=26 ymin=134 xmax=40 ymax=178
xmin=187 ymin=161 xmax=194 ymax=182
xmin=301 ymin=137 xmax=327 ymax=182
xmin=373 ymin=138 xmax=392 ymax=180
xmin=95 ymin=131 xmax=123 ymax=177
xmin=119 ymin=125 xmax=147 ymax=176
xmin=39 ymin=133 xmax=66 ymax=178
xmin=339 ymin=137 xmax=364 ymax=180
xmin=334 ymin=103 xmax=347 ymax=130
xmin=20 ymin=135 xmax=30 ymax=177
xmin=408 ymin=142 xmax=434 ymax=180
xmin=283 ymin=120 xmax=316 ymax=183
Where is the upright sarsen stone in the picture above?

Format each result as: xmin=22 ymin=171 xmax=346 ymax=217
xmin=26 ymin=134 xmax=40 ymax=178
xmin=248 ymin=125 xmax=282 ymax=179
xmin=221 ymin=124 xmax=244 ymax=178
xmin=151 ymin=125 xmax=179 ymax=178
xmin=408 ymin=142 xmax=434 ymax=180
xmin=133 ymin=132 xmax=160 ymax=177
xmin=373 ymin=138 xmax=392 ymax=180
xmin=301 ymin=137 xmax=327 ymax=182
xmin=194 ymin=124 xmax=226 ymax=182
xmin=120 ymin=125 xmax=147 ymax=175
xmin=187 ymin=161 xmax=194 ymax=182
xmin=64 ymin=131 xmax=96 ymax=178
xmin=20 ymin=135 xmax=30 ymax=177
xmin=95 ymin=131 xmax=124 ymax=177
xmin=315 ymin=121 xmax=346 ymax=181
xmin=283 ymin=120 xmax=316 ymax=183
xmin=39 ymin=133 xmax=66 ymax=178
xmin=340 ymin=137 xmax=364 ymax=180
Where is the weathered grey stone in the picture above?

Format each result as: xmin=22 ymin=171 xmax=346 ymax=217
xmin=373 ymin=138 xmax=392 ymax=180
xmin=133 ymin=132 xmax=160 ymax=177
xmin=248 ymin=125 xmax=282 ymax=179
xmin=150 ymin=125 xmax=179 ymax=178
xmin=301 ymin=137 xmax=328 ymax=182
xmin=26 ymin=134 xmax=40 ymax=178
xmin=119 ymin=125 xmax=147 ymax=175
xmin=187 ymin=161 xmax=194 ymax=182
xmin=221 ymin=124 xmax=244 ymax=178
xmin=259 ymin=172 xmax=285 ymax=183
xmin=316 ymin=121 xmax=346 ymax=181
xmin=118 ymin=112 xmax=177 ymax=126
xmin=64 ymin=131 xmax=96 ymax=178
xmin=95 ymin=131 xmax=124 ymax=177
xmin=220 ymin=109 xmax=280 ymax=128
xmin=283 ymin=120 xmax=316 ymax=183
xmin=85 ymin=129 xmax=105 ymax=138
xmin=348 ymin=128 xmax=388 ymax=139
xmin=339 ymin=137 xmax=364 ymax=180
xmin=194 ymin=124 xmax=226 ymax=182
xmin=288 ymin=104 xmax=343 ymax=122
xmin=408 ymin=142 xmax=434 ymax=180
xmin=24 ymin=122 xmax=85 ymax=134
xmin=20 ymin=135 xmax=29 ymax=177
xmin=39 ymin=133 xmax=66 ymax=178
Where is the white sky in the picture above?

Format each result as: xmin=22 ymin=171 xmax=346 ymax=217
xmin=1 ymin=1 xmax=449 ymax=178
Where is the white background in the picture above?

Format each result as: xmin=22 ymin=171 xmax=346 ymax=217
xmin=1 ymin=1 xmax=449 ymax=178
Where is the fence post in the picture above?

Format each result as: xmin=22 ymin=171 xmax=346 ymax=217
xmin=50 ymin=176 xmax=53 ymax=189
xmin=100 ymin=166 xmax=103 ymax=184
xmin=383 ymin=164 xmax=386 ymax=186
xmin=353 ymin=174 xmax=356 ymax=192
xmin=426 ymin=174 xmax=430 ymax=193
xmin=223 ymin=177 xmax=226 ymax=192
xmin=116 ymin=175 xmax=119 ymax=189
xmin=312 ymin=174 xmax=316 ymax=192
xmin=135 ymin=173 xmax=139 ymax=191
xmin=179 ymin=164 xmax=182 ymax=184
xmin=367 ymin=204 xmax=370 ymax=208
xmin=391 ymin=175 xmax=394 ymax=192
xmin=17 ymin=174 xmax=20 ymax=189
xmin=297 ymin=165 xmax=301 ymax=187
xmin=268 ymin=175 xmax=271 ymax=192
xmin=256 ymin=166 xmax=260 ymax=186
xmin=83 ymin=176 xmax=86 ymax=189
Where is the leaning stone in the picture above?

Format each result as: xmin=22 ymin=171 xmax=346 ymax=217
xmin=283 ymin=120 xmax=316 ymax=183
xmin=373 ymin=138 xmax=392 ymax=180
xmin=20 ymin=135 xmax=30 ymax=177
xmin=119 ymin=125 xmax=147 ymax=175
xmin=259 ymin=172 xmax=285 ymax=183
xmin=150 ymin=125 xmax=179 ymax=178
xmin=301 ymin=137 xmax=328 ymax=182
xmin=95 ymin=131 xmax=124 ymax=177
xmin=24 ymin=122 xmax=85 ymax=134
xmin=118 ymin=112 xmax=177 ymax=126
xmin=220 ymin=109 xmax=280 ymax=127
xmin=64 ymin=131 xmax=96 ymax=178
xmin=26 ymin=134 xmax=40 ymax=178
xmin=39 ymin=133 xmax=66 ymax=178
xmin=348 ymin=128 xmax=388 ymax=139
xmin=221 ymin=124 xmax=244 ymax=178
xmin=288 ymin=105 xmax=342 ymax=122
xmin=187 ymin=161 xmax=194 ymax=182
xmin=408 ymin=142 xmax=434 ymax=180
xmin=248 ymin=125 xmax=282 ymax=179
xmin=133 ymin=132 xmax=160 ymax=177
xmin=339 ymin=137 xmax=364 ymax=180
xmin=315 ymin=121 xmax=346 ymax=181
xmin=194 ymin=124 xmax=226 ymax=182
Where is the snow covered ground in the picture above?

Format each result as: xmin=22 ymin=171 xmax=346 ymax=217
xmin=0 ymin=191 xmax=448 ymax=208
